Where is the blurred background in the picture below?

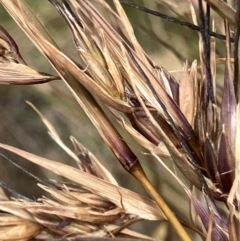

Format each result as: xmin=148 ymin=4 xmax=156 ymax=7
xmin=0 ymin=0 xmax=225 ymax=239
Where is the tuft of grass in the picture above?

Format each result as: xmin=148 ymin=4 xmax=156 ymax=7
xmin=0 ymin=0 xmax=239 ymax=240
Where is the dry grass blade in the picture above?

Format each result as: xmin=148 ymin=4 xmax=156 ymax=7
xmin=112 ymin=0 xmax=151 ymax=70
xmin=179 ymin=61 xmax=198 ymax=127
xmin=0 ymin=143 xmax=165 ymax=221
xmin=0 ymin=25 xmax=58 ymax=84
xmin=204 ymin=0 xmax=236 ymax=25
xmin=0 ymin=62 xmax=58 ymax=85
xmin=1 ymin=201 xmax=122 ymax=223
xmin=221 ymin=21 xmax=237 ymax=153
xmin=70 ymin=137 xmax=118 ymax=185
xmin=115 ymin=114 xmax=170 ymax=158
xmin=64 ymin=238 xmax=152 ymax=241
xmin=0 ymin=219 xmax=41 ymax=241
xmin=0 ymin=25 xmax=25 ymax=63
xmin=26 ymin=101 xmax=81 ymax=166
xmin=235 ymin=103 xmax=240 ymax=170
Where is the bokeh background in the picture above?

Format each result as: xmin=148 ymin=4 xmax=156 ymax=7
xmin=0 ymin=0 xmax=225 ymax=239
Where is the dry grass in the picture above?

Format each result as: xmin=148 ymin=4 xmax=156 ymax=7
xmin=0 ymin=0 xmax=240 ymax=241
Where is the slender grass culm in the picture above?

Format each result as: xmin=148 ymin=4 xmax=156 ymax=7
xmin=0 ymin=0 xmax=239 ymax=241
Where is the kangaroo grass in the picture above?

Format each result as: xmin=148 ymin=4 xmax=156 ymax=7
xmin=0 ymin=0 xmax=240 ymax=241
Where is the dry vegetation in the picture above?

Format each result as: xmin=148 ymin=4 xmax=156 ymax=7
xmin=0 ymin=0 xmax=240 ymax=241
